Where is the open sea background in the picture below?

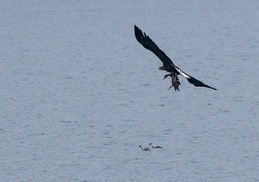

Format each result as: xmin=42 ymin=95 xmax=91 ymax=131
xmin=1 ymin=1 xmax=259 ymax=181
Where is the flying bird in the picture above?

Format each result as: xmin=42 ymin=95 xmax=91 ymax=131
xmin=134 ymin=25 xmax=217 ymax=91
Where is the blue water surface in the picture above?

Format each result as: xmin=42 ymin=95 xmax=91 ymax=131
xmin=1 ymin=1 xmax=259 ymax=181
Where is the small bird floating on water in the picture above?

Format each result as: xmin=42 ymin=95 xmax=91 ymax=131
xmin=139 ymin=145 xmax=151 ymax=151
xmin=134 ymin=25 xmax=217 ymax=91
xmin=149 ymin=143 xmax=163 ymax=149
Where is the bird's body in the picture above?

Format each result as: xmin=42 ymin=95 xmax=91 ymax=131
xmin=149 ymin=143 xmax=163 ymax=149
xmin=139 ymin=145 xmax=151 ymax=151
xmin=134 ymin=25 xmax=217 ymax=91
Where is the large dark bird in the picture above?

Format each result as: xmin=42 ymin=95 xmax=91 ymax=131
xmin=134 ymin=25 xmax=217 ymax=91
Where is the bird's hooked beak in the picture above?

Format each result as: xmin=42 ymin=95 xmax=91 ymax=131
xmin=158 ymin=66 xmax=164 ymax=70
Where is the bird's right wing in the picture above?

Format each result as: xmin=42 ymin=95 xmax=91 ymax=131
xmin=134 ymin=25 xmax=175 ymax=66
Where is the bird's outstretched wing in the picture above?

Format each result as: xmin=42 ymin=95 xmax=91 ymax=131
xmin=174 ymin=66 xmax=217 ymax=90
xmin=134 ymin=25 xmax=174 ymax=67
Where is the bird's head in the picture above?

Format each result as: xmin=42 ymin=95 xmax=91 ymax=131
xmin=158 ymin=66 xmax=165 ymax=70
xmin=149 ymin=143 xmax=152 ymax=146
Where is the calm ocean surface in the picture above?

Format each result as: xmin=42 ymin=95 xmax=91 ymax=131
xmin=1 ymin=1 xmax=259 ymax=181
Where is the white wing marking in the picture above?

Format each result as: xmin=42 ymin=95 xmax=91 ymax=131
xmin=174 ymin=66 xmax=191 ymax=79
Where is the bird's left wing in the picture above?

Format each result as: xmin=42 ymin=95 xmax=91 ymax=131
xmin=174 ymin=66 xmax=217 ymax=90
